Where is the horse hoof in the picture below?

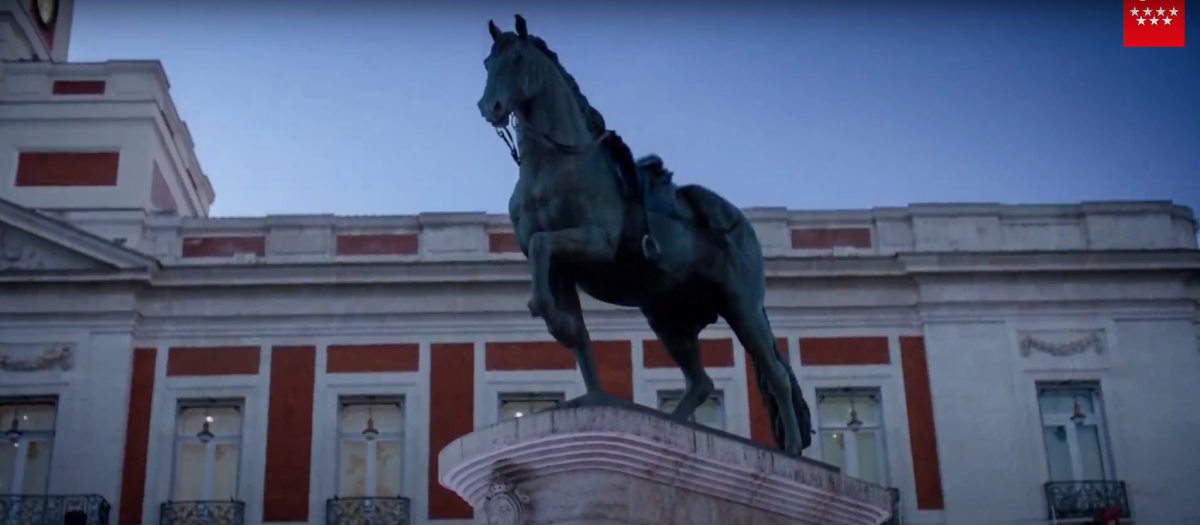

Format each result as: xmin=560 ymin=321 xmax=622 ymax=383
xmin=526 ymin=299 xmax=542 ymax=318
xmin=668 ymin=412 xmax=691 ymax=424
xmin=785 ymin=440 xmax=803 ymax=456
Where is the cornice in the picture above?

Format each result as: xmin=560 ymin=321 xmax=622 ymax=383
xmin=129 ymin=306 xmax=923 ymax=340
xmin=0 ymin=198 xmax=160 ymax=271
xmin=143 ymin=250 xmax=1200 ymax=289
xmin=898 ymin=249 xmax=1200 ymax=274
xmin=0 ymin=269 xmax=152 ymax=284
xmin=148 ymin=256 xmax=914 ymax=288
xmin=916 ymin=299 xmax=1196 ymax=324
xmin=0 ymin=311 xmax=140 ymax=332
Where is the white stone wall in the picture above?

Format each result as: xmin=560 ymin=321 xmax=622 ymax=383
xmin=0 ymin=287 xmax=137 ymax=514
xmin=921 ymin=277 xmax=1200 ymax=525
xmin=1 ymin=199 xmax=1197 ymax=525
xmin=0 ymin=61 xmax=213 ymax=216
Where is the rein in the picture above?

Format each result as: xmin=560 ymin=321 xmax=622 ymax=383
xmin=492 ymin=114 xmax=660 ymax=260
xmin=493 ymin=114 xmax=611 ymax=167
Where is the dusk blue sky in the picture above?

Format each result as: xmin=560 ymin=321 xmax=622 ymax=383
xmin=69 ymin=0 xmax=1198 ymax=218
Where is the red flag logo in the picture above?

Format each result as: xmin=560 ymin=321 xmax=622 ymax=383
xmin=1124 ymin=0 xmax=1186 ymax=47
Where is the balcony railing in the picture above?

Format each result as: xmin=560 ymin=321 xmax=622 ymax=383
xmin=326 ymin=497 xmax=411 ymax=525
xmin=0 ymin=494 xmax=111 ymax=525
xmin=881 ymin=488 xmax=901 ymax=525
xmin=158 ymin=501 xmax=244 ymax=525
xmin=1044 ymin=481 xmax=1131 ymax=522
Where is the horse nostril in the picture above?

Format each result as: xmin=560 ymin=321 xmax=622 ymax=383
xmin=492 ymin=101 xmax=503 ymax=114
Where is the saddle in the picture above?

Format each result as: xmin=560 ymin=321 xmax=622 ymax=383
xmin=601 ymin=130 xmax=679 ymax=262
xmin=601 ymin=132 xmax=678 ymax=215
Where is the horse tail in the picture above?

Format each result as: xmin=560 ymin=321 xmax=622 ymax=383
xmin=754 ymin=308 xmax=814 ymax=452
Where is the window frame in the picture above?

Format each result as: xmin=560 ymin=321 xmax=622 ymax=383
xmin=0 ymin=397 xmax=57 ymax=496
xmin=815 ymin=388 xmax=888 ymax=484
xmin=1035 ymin=382 xmax=1114 ymax=482
xmin=335 ymin=396 xmax=406 ymax=498
xmin=497 ymin=392 xmax=565 ymax=421
xmin=170 ymin=398 xmax=245 ymax=501
xmin=656 ymin=389 xmax=727 ymax=430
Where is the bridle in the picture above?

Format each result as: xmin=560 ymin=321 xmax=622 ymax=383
xmin=493 ymin=113 xmax=611 ymax=167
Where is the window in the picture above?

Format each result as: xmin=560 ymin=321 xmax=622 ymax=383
xmin=1037 ymin=383 xmax=1112 ymax=481
xmin=657 ymin=390 xmax=726 ymax=430
xmin=817 ymin=389 xmax=886 ymax=484
xmin=338 ymin=397 xmax=404 ymax=498
xmin=173 ymin=400 xmax=242 ymax=500
xmin=0 ymin=399 xmax=56 ymax=494
xmin=498 ymin=393 xmax=564 ymax=421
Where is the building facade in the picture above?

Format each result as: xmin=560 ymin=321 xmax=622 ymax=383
xmin=2 ymin=2 xmax=1200 ymax=525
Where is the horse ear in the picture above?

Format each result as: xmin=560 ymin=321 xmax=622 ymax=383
xmin=514 ymin=14 xmax=528 ymax=37
xmin=488 ymin=20 xmax=501 ymax=41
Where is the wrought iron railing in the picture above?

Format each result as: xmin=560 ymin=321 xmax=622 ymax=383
xmin=0 ymin=494 xmax=111 ymax=525
xmin=881 ymin=488 xmax=901 ymax=525
xmin=1044 ymin=481 xmax=1131 ymax=521
xmin=326 ymin=497 xmax=411 ymax=525
xmin=158 ymin=501 xmax=244 ymax=525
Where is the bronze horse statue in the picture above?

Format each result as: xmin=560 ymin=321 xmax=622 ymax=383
xmin=477 ymin=15 xmax=812 ymax=455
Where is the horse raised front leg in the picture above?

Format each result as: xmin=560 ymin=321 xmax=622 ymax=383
xmin=549 ymin=269 xmax=602 ymax=394
xmin=525 ymin=226 xmax=617 ymax=337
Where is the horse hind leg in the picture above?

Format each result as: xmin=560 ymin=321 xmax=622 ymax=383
xmin=725 ymin=301 xmax=805 ymax=456
xmin=642 ymin=307 xmax=714 ymax=423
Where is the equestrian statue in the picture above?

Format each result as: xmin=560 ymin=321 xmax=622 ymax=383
xmin=477 ymin=15 xmax=813 ymax=455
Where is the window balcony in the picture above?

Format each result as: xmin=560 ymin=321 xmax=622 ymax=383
xmin=1044 ymin=481 xmax=1131 ymax=522
xmin=158 ymin=500 xmax=245 ymax=525
xmin=881 ymin=488 xmax=901 ymax=525
xmin=326 ymin=497 xmax=411 ymax=525
xmin=0 ymin=494 xmax=111 ymax=525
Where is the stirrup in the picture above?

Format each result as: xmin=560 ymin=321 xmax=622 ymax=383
xmin=641 ymin=234 xmax=662 ymax=262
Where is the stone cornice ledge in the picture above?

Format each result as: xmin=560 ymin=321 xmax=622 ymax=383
xmin=899 ymin=249 xmax=1200 ymax=274
xmin=439 ymin=405 xmax=892 ymax=525
xmin=146 ymin=250 xmax=1200 ymax=288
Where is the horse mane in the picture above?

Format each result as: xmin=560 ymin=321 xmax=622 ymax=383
xmin=527 ymin=35 xmax=641 ymax=180
xmin=527 ymin=36 xmax=606 ymax=138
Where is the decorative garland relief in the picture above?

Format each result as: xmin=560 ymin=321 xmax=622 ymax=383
xmin=1018 ymin=331 xmax=1105 ymax=358
xmin=0 ymin=344 xmax=75 ymax=372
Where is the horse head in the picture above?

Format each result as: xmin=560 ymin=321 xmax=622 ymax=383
xmin=477 ymin=15 xmax=554 ymax=127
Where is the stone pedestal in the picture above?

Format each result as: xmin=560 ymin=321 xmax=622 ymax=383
xmin=438 ymin=397 xmax=894 ymax=525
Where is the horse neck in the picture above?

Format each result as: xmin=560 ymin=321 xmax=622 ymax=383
xmin=517 ymin=70 xmax=593 ymax=152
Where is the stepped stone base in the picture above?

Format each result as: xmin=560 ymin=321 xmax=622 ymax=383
xmin=438 ymin=395 xmax=894 ymax=525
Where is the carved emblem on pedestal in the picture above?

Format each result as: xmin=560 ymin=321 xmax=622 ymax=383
xmin=483 ymin=479 xmax=530 ymax=525
xmin=0 ymin=345 xmax=75 ymax=372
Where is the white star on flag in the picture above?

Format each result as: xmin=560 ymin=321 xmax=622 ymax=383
xmin=1125 ymin=3 xmax=1184 ymax=47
